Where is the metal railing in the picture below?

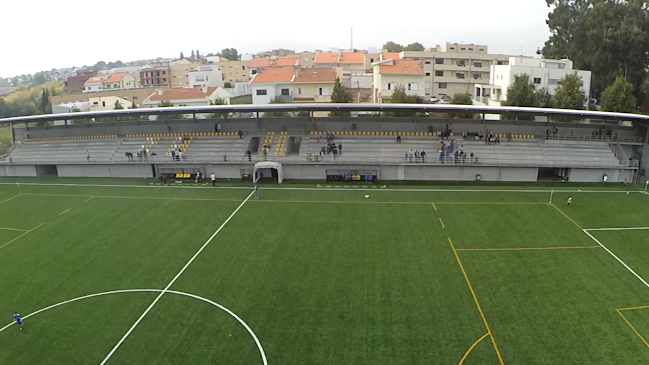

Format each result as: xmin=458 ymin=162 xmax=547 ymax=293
xmin=542 ymin=134 xmax=645 ymax=143
xmin=2 ymin=154 xmax=639 ymax=169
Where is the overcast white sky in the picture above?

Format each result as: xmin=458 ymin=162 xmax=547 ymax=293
xmin=0 ymin=0 xmax=551 ymax=78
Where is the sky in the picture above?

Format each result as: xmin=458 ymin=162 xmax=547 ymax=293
xmin=0 ymin=0 xmax=551 ymax=78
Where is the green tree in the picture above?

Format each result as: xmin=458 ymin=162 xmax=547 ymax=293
xmin=39 ymin=88 xmax=51 ymax=114
xmin=502 ymin=74 xmax=549 ymax=120
xmin=208 ymin=98 xmax=228 ymax=118
xmin=537 ymin=87 xmax=553 ymax=108
xmin=446 ymin=93 xmax=474 ymax=119
xmin=551 ymin=72 xmax=587 ymax=122
xmin=601 ymin=76 xmax=636 ymax=113
xmin=383 ymin=41 xmax=404 ymax=52
xmin=265 ymin=96 xmax=289 ymax=118
xmin=158 ymin=100 xmax=184 ymax=120
xmin=218 ymin=48 xmax=239 ymax=61
xmin=542 ymin=0 xmax=649 ymax=107
xmin=190 ymin=50 xmax=195 ymax=59
xmin=385 ymin=86 xmax=423 ymax=117
xmin=405 ymin=42 xmax=425 ymax=51
xmin=113 ymin=100 xmax=124 ymax=110
xmin=330 ymin=78 xmax=352 ymax=117
xmin=223 ymin=82 xmax=233 ymax=88
xmin=180 ymin=52 xmax=184 ymax=60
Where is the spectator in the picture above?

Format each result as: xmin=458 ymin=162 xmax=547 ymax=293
xmin=478 ymin=131 xmax=483 ymax=140
xmin=238 ymin=130 xmax=244 ymax=139
xmin=338 ymin=143 xmax=343 ymax=155
xmin=246 ymin=150 xmax=252 ymax=162
xmin=217 ymin=123 xmax=222 ymax=133
xmin=420 ymin=150 xmax=426 ymax=163
xmin=438 ymin=149 xmax=444 ymax=163
xmin=396 ymin=135 xmax=401 ymax=144
xmin=470 ymin=152 xmax=475 ymax=163
xmin=415 ymin=149 xmax=420 ymax=163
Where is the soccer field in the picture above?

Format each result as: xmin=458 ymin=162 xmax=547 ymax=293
xmin=1 ymin=179 xmax=649 ymax=364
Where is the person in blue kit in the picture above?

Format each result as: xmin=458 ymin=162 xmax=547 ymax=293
xmin=14 ymin=312 xmax=23 ymax=330
xmin=254 ymin=185 xmax=259 ymax=199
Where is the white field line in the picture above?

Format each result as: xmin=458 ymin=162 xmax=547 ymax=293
xmin=58 ymin=208 xmax=71 ymax=216
xmin=0 ymin=181 xmax=641 ymax=193
xmin=0 ymin=289 xmax=267 ymax=365
xmin=99 ymin=191 xmax=254 ymax=365
xmin=583 ymin=229 xmax=649 ymax=289
xmin=585 ymin=227 xmax=649 ymax=232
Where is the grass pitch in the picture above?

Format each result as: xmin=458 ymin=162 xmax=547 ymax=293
xmin=0 ymin=178 xmax=648 ymax=364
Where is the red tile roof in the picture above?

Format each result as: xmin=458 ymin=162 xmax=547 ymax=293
xmin=381 ymin=52 xmax=401 ymax=60
xmin=251 ymin=69 xmax=295 ymax=84
xmin=146 ymin=87 xmax=218 ymax=102
xmin=378 ymin=60 xmax=424 ymax=75
xmin=314 ymin=52 xmax=365 ymax=65
xmin=84 ymin=77 xmax=105 ymax=85
xmin=249 ymin=57 xmax=299 ymax=68
xmin=294 ymin=68 xmax=337 ymax=83
xmin=103 ymin=72 xmax=128 ymax=84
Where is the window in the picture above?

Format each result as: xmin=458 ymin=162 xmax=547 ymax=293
xmin=297 ymin=87 xmax=305 ymax=95
xmin=548 ymin=79 xmax=559 ymax=85
xmin=256 ymin=89 xmax=267 ymax=95
xmin=469 ymin=48 xmax=473 ymax=51
xmin=456 ymin=84 xmax=466 ymax=90
xmin=242 ymin=66 xmax=246 ymax=70
xmin=195 ymin=76 xmax=206 ymax=82
xmin=132 ymin=96 xmax=138 ymax=100
xmin=461 ymin=47 xmax=466 ymax=51
xmin=424 ymin=61 xmax=431 ymax=64
xmin=479 ymin=48 xmax=485 ymax=52
xmin=473 ymin=73 xmax=482 ymax=80
xmin=456 ymin=60 xmax=466 ymax=67
xmin=408 ymin=83 xmax=418 ymax=91
xmin=387 ymin=82 xmax=398 ymax=90
xmin=425 ymin=93 xmax=430 ymax=96
xmin=456 ymin=72 xmax=465 ymax=79
xmin=435 ymin=71 xmax=444 ymax=77
xmin=473 ymin=61 xmax=483 ymax=68
xmin=370 ymin=58 xmax=374 ymax=63
xmin=102 ymin=101 xmax=106 ymax=107
xmin=92 ymin=101 xmax=98 ymax=105
xmin=558 ymin=63 xmax=566 ymax=69
xmin=533 ymin=77 xmax=542 ymax=84
xmin=450 ymin=47 xmax=455 ymax=50
xmin=425 ymin=82 xmax=431 ymax=89
xmin=425 ymin=72 xmax=431 ymax=76
xmin=497 ymin=61 xmax=504 ymax=65
xmin=251 ymin=70 xmax=257 ymax=75
xmin=439 ymin=83 xmax=447 ymax=89
xmin=435 ymin=58 xmax=444 ymax=65
xmin=281 ymin=88 xmax=289 ymax=95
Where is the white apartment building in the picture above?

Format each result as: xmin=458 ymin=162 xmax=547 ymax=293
xmin=189 ymin=65 xmax=224 ymax=88
xmin=474 ymin=57 xmax=592 ymax=106
xmin=250 ymin=68 xmax=295 ymax=104
xmin=400 ymin=43 xmax=511 ymax=100
xmin=372 ymin=59 xmax=425 ymax=103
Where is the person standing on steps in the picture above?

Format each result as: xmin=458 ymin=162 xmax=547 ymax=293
xmin=210 ymin=173 xmax=216 ymax=187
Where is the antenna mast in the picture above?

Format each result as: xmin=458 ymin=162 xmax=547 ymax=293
xmin=350 ymin=27 xmax=354 ymax=50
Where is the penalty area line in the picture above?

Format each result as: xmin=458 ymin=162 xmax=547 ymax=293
xmin=99 ymin=191 xmax=254 ymax=365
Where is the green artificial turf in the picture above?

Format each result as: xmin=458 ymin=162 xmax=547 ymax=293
xmin=0 ymin=178 xmax=647 ymax=364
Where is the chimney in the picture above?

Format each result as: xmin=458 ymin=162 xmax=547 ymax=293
xmin=202 ymin=85 xmax=208 ymax=94
xmin=156 ymin=89 xmax=163 ymax=96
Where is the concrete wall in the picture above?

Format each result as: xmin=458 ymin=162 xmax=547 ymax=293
xmin=569 ymin=168 xmax=633 ymax=183
xmin=640 ymin=145 xmax=649 ymax=185
xmin=56 ymin=164 xmax=153 ymax=178
xmin=14 ymin=117 xmax=641 ymax=142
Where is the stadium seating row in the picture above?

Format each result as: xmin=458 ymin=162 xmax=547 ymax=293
xmin=27 ymin=135 xmax=118 ymax=142
xmin=309 ymin=131 xmax=535 ymax=139
xmin=126 ymin=132 xmax=238 ymax=138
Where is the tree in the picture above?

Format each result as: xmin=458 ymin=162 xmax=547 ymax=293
xmin=382 ymin=41 xmax=404 ymax=52
xmin=218 ymin=48 xmax=239 ymax=61
xmin=208 ymin=98 xmax=228 ymax=119
xmin=601 ymin=76 xmax=636 ymax=113
xmin=542 ymin=0 xmax=649 ymax=107
xmin=330 ymin=78 xmax=352 ymax=117
xmin=158 ymin=100 xmax=184 ymax=119
xmin=446 ymin=93 xmax=474 ymax=119
xmin=113 ymin=100 xmax=124 ymax=110
xmin=196 ymin=50 xmax=200 ymax=59
xmin=39 ymin=88 xmax=51 ymax=114
xmin=190 ymin=50 xmax=195 ymax=59
xmin=552 ymin=72 xmax=587 ymax=110
xmin=265 ymin=96 xmax=289 ymax=118
xmin=405 ymin=42 xmax=425 ymax=51
xmin=502 ymin=74 xmax=549 ymax=120
xmin=223 ymin=82 xmax=233 ymax=88
xmin=180 ymin=52 xmax=185 ymax=60
xmin=385 ymin=86 xmax=423 ymax=117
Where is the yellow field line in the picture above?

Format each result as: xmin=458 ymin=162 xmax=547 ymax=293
xmin=459 ymin=333 xmax=490 ymax=365
xmin=83 ymin=196 xmax=95 ymax=203
xmin=432 ymin=202 xmax=437 ymax=211
xmin=617 ymin=309 xmax=649 ymax=348
xmin=448 ymin=237 xmax=505 ymax=365
xmin=618 ymin=305 xmax=649 ymax=312
xmin=58 ymin=208 xmax=72 ymax=216
xmin=550 ymin=203 xmax=586 ymax=230
xmin=0 ymin=194 xmax=21 ymax=205
xmin=456 ymin=246 xmax=601 ymax=252
xmin=0 ymin=223 xmax=45 ymax=250
xmin=0 ymin=227 xmax=29 ymax=232
xmin=439 ymin=218 xmax=445 ymax=229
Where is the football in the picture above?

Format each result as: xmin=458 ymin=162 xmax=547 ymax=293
xmin=364 ymin=195 xmax=370 ymax=199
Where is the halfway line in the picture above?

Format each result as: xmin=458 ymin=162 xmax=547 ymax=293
xmin=99 ymin=191 xmax=254 ymax=365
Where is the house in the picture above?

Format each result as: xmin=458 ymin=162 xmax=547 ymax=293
xmin=293 ymin=68 xmax=340 ymax=103
xmin=313 ymin=52 xmax=365 ymax=71
xmin=87 ymin=96 xmax=133 ymax=111
xmin=52 ymin=88 xmax=160 ymax=108
xmin=170 ymin=59 xmax=203 ymax=89
xmin=142 ymin=86 xmax=231 ymax=108
xmin=372 ymin=59 xmax=425 ymax=103
xmin=139 ymin=64 xmax=170 ymax=88
xmin=474 ymin=56 xmax=592 ymax=107
xmin=65 ymin=70 xmax=97 ymax=93
xmin=248 ymin=57 xmax=300 ymax=78
xmin=82 ymin=72 xmax=138 ymax=93
xmin=188 ymin=65 xmax=224 ymax=88
xmin=250 ymin=68 xmax=295 ymax=104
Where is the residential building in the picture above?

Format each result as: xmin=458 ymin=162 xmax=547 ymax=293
xmin=293 ymin=68 xmax=340 ymax=103
xmin=474 ymin=56 xmax=592 ymax=106
xmin=372 ymin=59 xmax=425 ymax=103
xmin=52 ymin=88 xmax=160 ymax=108
xmin=400 ymin=43 xmax=511 ymax=100
xmin=170 ymin=59 xmax=202 ymax=89
xmin=250 ymin=68 xmax=295 ymax=104
xmin=313 ymin=52 xmax=365 ymax=71
xmin=65 ymin=70 xmax=97 ymax=93
xmin=215 ymin=60 xmax=252 ymax=84
xmin=189 ymin=65 xmax=224 ymax=88
xmin=83 ymin=73 xmax=138 ymax=93
xmin=142 ymin=86 xmax=231 ymax=108
xmin=52 ymin=102 xmax=90 ymax=126
xmin=285 ymin=52 xmax=316 ymax=68
xmin=248 ymin=57 xmax=300 ymax=78
xmin=140 ymin=64 xmax=170 ymax=88
xmin=87 ymin=96 xmax=133 ymax=111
